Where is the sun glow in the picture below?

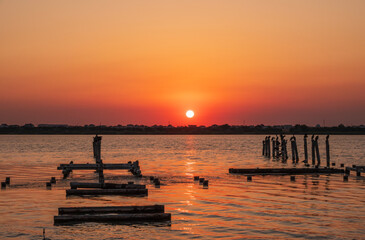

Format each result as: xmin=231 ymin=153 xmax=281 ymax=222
xmin=186 ymin=110 xmax=194 ymax=118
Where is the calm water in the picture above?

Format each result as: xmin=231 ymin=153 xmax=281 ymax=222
xmin=0 ymin=135 xmax=364 ymax=239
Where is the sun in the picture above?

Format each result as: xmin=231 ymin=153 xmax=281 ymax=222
xmin=186 ymin=110 xmax=194 ymax=118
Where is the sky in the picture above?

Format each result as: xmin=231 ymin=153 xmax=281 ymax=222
xmin=0 ymin=0 xmax=365 ymax=126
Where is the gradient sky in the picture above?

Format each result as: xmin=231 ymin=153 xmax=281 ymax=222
xmin=1 ymin=0 xmax=365 ymax=126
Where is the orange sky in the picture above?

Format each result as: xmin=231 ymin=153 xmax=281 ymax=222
xmin=1 ymin=0 xmax=365 ymax=126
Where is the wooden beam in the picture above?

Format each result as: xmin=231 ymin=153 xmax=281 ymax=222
xmin=58 ymin=205 xmax=164 ymax=215
xmin=66 ymin=189 xmax=148 ymax=196
xmin=54 ymin=213 xmax=171 ymax=224
xmin=70 ymin=182 xmax=146 ymax=189
xmin=58 ymin=163 xmax=131 ymax=170
xmin=229 ymin=167 xmax=344 ymax=175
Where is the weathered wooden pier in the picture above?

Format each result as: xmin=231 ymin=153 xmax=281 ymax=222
xmin=229 ymin=167 xmax=344 ymax=175
xmin=54 ymin=205 xmax=171 ymax=224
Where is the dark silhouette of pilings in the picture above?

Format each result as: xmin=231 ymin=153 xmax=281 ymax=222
xmin=326 ymin=135 xmax=330 ymax=167
xmin=303 ymin=134 xmax=308 ymax=163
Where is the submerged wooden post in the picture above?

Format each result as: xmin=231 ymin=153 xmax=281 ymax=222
xmin=262 ymin=140 xmax=265 ymax=156
xmin=304 ymin=134 xmax=308 ymax=163
xmin=326 ymin=135 xmax=330 ymax=167
xmin=311 ymin=135 xmax=316 ymax=165
xmin=315 ymin=136 xmax=321 ymax=166
xmin=5 ymin=177 xmax=10 ymax=185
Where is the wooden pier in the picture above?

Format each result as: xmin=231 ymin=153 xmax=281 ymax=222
xmin=229 ymin=167 xmax=344 ymax=175
xmin=54 ymin=205 xmax=171 ymax=224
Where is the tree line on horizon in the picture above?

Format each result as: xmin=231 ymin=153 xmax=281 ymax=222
xmin=0 ymin=123 xmax=364 ymax=134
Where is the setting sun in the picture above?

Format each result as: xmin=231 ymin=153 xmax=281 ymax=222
xmin=186 ymin=110 xmax=194 ymax=118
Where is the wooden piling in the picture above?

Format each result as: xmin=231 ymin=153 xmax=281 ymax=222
xmin=194 ymin=176 xmax=199 ymax=181
xmin=203 ymin=180 xmax=209 ymax=187
xmin=290 ymin=176 xmax=295 ymax=181
xmin=343 ymin=175 xmax=348 ymax=181
xmin=199 ymin=178 xmax=205 ymax=184
xmin=50 ymin=177 xmax=56 ymax=184
xmin=311 ymin=135 xmax=315 ymax=165
xmin=262 ymin=140 xmax=265 ymax=156
xmin=46 ymin=182 xmax=52 ymax=188
xmin=314 ymin=136 xmax=321 ymax=166
xmin=326 ymin=135 xmax=330 ymax=167
xmin=340 ymin=163 xmax=344 ymax=168
xmin=1 ymin=182 xmax=6 ymax=188
xmin=247 ymin=176 xmax=252 ymax=181
xmin=267 ymin=136 xmax=271 ymax=158
xmin=272 ymin=137 xmax=276 ymax=158
xmin=357 ymin=171 xmax=361 ymax=177
xmin=5 ymin=177 xmax=10 ymax=185
xmin=304 ymin=134 xmax=308 ymax=163
xmin=290 ymin=136 xmax=295 ymax=162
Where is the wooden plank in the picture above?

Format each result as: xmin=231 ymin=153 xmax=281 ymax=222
xmin=66 ymin=189 xmax=148 ymax=196
xmin=70 ymin=182 xmax=146 ymax=189
xmin=229 ymin=167 xmax=344 ymax=175
xmin=58 ymin=163 xmax=131 ymax=170
xmin=58 ymin=205 xmax=164 ymax=215
xmin=54 ymin=213 xmax=171 ymax=224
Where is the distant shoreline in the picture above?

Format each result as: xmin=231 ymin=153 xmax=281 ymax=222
xmin=1 ymin=125 xmax=365 ymax=135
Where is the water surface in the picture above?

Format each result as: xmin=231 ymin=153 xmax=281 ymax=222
xmin=0 ymin=135 xmax=364 ymax=239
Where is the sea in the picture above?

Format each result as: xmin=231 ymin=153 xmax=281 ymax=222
xmin=0 ymin=135 xmax=364 ymax=239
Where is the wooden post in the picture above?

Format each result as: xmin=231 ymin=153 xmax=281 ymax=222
xmin=304 ymin=134 xmax=308 ymax=163
xmin=262 ymin=140 xmax=265 ymax=156
xmin=311 ymin=135 xmax=315 ymax=165
xmin=314 ymin=136 xmax=321 ymax=166
xmin=294 ymin=138 xmax=299 ymax=163
xmin=194 ymin=176 xmax=199 ymax=181
xmin=290 ymin=136 xmax=295 ymax=163
xmin=5 ymin=177 xmax=10 ymax=185
xmin=326 ymin=135 xmax=330 ymax=167
xmin=267 ymin=136 xmax=271 ymax=158
xmin=275 ymin=137 xmax=280 ymax=159
xmin=271 ymin=137 xmax=275 ymax=158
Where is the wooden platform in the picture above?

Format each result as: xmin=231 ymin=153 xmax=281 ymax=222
xmin=54 ymin=213 xmax=171 ymax=224
xmin=54 ymin=204 xmax=171 ymax=224
xmin=229 ymin=167 xmax=344 ymax=175
xmin=58 ymin=205 xmax=164 ymax=215
xmin=70 ymin=182 xmax=146 ymax=189
xmin=66 ymin=188 xmax=148 ymax=196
